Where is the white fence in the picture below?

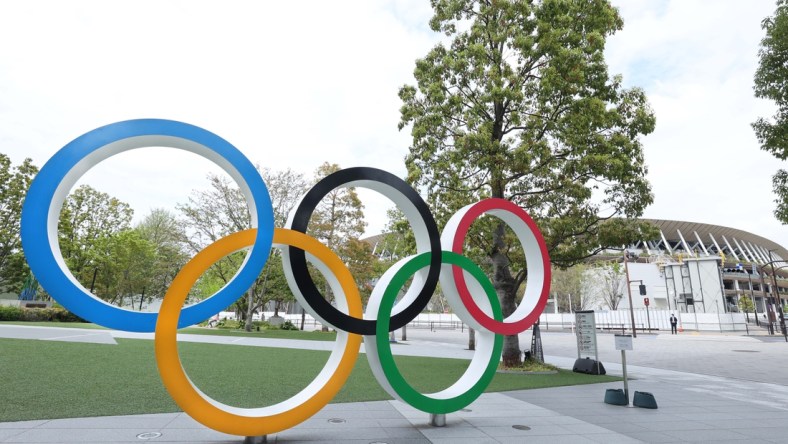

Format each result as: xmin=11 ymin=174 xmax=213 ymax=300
xmin=217 ymin=309 xmax=750 ymax=333
xmin=539 ymin=309 xmax=749 ymax=333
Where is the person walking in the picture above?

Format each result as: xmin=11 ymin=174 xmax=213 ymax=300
xmin=670 ymin=313 xmax=678 ymax=334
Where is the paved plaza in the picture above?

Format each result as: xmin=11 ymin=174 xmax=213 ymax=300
xmin=2 ymin=324 xmax=788 ymax=443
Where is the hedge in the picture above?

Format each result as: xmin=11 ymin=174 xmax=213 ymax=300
xmin=0 ymin=305 xmax=86 ymax=322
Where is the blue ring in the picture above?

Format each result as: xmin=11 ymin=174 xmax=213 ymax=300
xmin=20 ymin=119 xmax=274 ymax=332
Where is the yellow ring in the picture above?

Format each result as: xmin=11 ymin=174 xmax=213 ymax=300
xmin=154 ymin=228 xmax=362 ymax=436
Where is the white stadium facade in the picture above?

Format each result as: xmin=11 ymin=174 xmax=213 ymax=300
xmin=611 ymin=219 xmax=787 ymax=315
xmin=366 ymin=218 xmax=788 ymax=333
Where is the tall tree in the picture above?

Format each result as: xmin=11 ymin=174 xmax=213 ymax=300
xmin=0 ymin=155 xmax=37 ymax=293
xmin=754 ymin=0 xmax=788 ymax=223
xmin=551 ymin=264 xmax=593 ymax=312
xmin=308 ymin=163 xmax=366 ymax=253
xmin=179 ymin=169 xmax=309 ymax=330
xmin=58 ymin=184 xmax=133 ymax=295
xmin=399 ymin=0 xmax=656 ymax=365
xmin=135 ymin=209 xmax=188 ymax=303
xmin=307 ymin=163 xmax=369 ymax=301
xmin=91 ymin=229 xmax=157 ymax=307
xmin=592 ymin=261 xmax=625 ymax=310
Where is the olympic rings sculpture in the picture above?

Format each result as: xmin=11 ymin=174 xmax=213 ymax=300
xmin=20 ymin=119 xmax=551 ymax=436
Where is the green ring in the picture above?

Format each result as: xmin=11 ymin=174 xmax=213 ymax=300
xmin=374 ymin=251 xmax=503 ymax=413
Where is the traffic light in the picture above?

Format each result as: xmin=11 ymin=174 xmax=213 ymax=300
xmin=639 ymin=284 xmax=646 ymax=295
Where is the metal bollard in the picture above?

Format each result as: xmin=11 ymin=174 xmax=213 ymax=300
xmin=429 ymin=414 xmax=446 ymax=427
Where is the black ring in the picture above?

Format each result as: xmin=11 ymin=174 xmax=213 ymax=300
xmin=286 ymin=167 xmax=441 ymax=335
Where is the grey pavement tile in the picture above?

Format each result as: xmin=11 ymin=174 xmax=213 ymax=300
xmin=694 ymin=440 xmax=772 ymax=444
xmin=561 ymin=422 xmax=618 ymax=434
xmin=0 ymin=429 xmax=26 ymax=442
xmin=161 ymin=414 xmax=206 ymax=429
xmin=588 ymin=433 xmax=646 ymax=444
xmin=481 ymin=424 xmax=573 ymax=437
xmin=663 ymin=429 xmax=750 ymax=442
xmin=569 ymin=414 xmax=635 ymax=424
xmin=36 ymin=414 xmax=176 ymax=429
xmin=374 ymin=419 xmax=415 ymax=428
xmin=0 ymin=421 xmax=49 ymax=430
xmin=626 ymin=431 xmax=685 ymax=443
xmin=476 ymin=425 xmax=547 ymax=438
xmin=5 ymin=428 xmax=164 ymax=443
xmin=679 ymin=412 xmax=742 ymax=421
xmin=544 ymin=416 xmax=587 ymax=425
xmin=639 ymin=420 xmax=718 ymax=432
xmin=699 ymin=418 xmax=784 ymax=429
xmin=733 ymin=410 xmax=788 ymax=419
xmin=417 ymin=426 xmax=489 ymax=439
xmin=497 ymin=435 xmax=598 ymax=444
xmin=427 ymin=439 xmax=499 ymax=444
xmin=731 ymin=425 xmax=788 ymax=440
xmin=154 ymin=429 xmax=240 ymax=443
xmin=598 ymin=422 xmax=651 ymax=434
xmin=276 ymin=427 xmax=419 ymax=442
xmin=461 ymin=416 xmax=555 ymax=427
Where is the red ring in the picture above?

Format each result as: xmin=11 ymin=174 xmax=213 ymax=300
xmin=451 ymin=198 xmax=550 ymax=335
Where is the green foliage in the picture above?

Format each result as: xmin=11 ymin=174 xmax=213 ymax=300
xmin=0 ymin=306 xmax=85 ymax=322
xmin=399 ymin=0 xmax=655 ymax=365
xmin=754 ymin=0 xmax=788 ymax=223
xmin=216 ymin=318 xmax=243 ymax=329
xmin=0 ymin=305 xmax=22 ymax=320
xmin=306 ymin=163 xmax=374 ymax=304
xmin=57 ymin=184 xmax=137 ymax=303
xmin=0 ymin=155 xmax=38 ymax=293
xmin=179 ymin=169 xmax=309 ymax=331
xmin=551 ymin=263 xmax=593 ymax=312
xmin=280 ymin=320 xmax=298 ymax=330
xmin=739 ymin=295 xmax=755 ymax=313
xmin=134 ymin=209 xmax=188 ymax=302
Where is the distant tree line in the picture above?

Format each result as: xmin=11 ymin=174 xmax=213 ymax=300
xmin=0 ymin=154 xmax=376 ymax=330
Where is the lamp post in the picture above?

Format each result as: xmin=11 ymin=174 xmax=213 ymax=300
xmin=623 ymin=250 xmax=637 ymax=338
xmin=765 ymin=250 xmax=788 ymax=342
xmin=744 ymin=264 xmax=759 ymax=326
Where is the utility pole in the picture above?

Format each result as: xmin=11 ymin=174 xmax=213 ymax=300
xmin=768 ymin=250 xmax=787 ymax=342
xmin=623 ymin=250 xmax=637 ymax=338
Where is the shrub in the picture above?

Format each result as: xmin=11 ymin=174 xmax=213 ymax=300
xmin=217 ymin=319 xmax=243 ymax=329
xmin=0 ymin=306 xmax=86 ymax=323
xmin=280 ymin=320 xmax=298 ymax=331
xmin=0 ymin=305 xmax=23 ymax=321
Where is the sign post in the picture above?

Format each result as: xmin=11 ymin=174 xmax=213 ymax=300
xmin=644 ymin=297 xmax=650 ymax=332
xmin=575 ymin=310 xmax=599 ymax=373
xmin=614 ymin=334 xmax=633 ymax=405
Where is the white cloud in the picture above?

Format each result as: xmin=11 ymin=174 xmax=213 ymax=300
xmin=607 ymin=0 xmax=788 ymax=251
xmin=0 ymin=0 xmax=785 ymax=252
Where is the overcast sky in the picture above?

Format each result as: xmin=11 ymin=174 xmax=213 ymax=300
xmin=1 ymin=0 xmax=785 ymax=251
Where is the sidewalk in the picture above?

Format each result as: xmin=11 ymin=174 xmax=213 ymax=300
xmin=2 ymin=325 xmax=788 ymax=443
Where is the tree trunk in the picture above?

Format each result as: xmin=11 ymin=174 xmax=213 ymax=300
xmin=244 ymin=289 xmax=254 ymax=332
xmin=491 ymin=221 xmax=522 ymax=367
xmin=468 ymin=327 xmax=475 ymax=350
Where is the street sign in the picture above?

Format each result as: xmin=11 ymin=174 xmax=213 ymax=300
xmin=614 ymin=334 xmax=633 ymax=351
xmin=644 ymin=297 xmax=649 ymax=307
xmin=575 ymin=310 xmax=597 ymax=358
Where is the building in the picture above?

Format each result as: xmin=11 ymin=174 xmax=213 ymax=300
xmin=597 ymin=219 xmax=788 ymax=316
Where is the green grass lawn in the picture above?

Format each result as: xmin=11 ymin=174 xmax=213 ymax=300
xmin=0 ymin=321 xmax=337 ymax=341
xmin=0 ymin=338 xmax=618 ymax=422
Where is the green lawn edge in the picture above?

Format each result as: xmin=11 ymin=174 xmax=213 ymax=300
xmin=0 ymin=337 xmax=619 ymax=422
xmin=0 ymin=321 xmax=337 ymax=341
